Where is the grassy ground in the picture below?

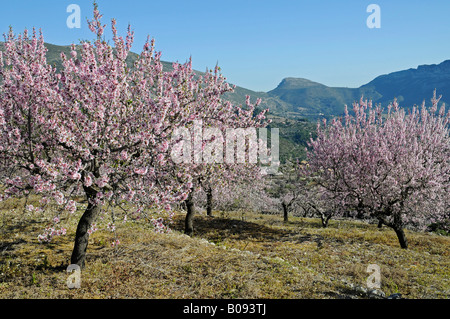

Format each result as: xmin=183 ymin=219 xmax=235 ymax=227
xmin=0 ymin=198 xmax=449 ymax=299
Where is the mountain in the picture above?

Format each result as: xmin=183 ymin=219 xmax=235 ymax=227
xmin=267 ymin=78 xmax=378 ymax=119
xmin=268 ymin=60 xmax=450 ymax=120
xmin=360 ymin=60 xmax=450 ymax=107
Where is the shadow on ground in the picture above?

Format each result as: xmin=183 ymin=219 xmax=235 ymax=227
xmin=173 ymin=214 xmax=288 ymax=240
xmin=171 ymin=214 xmax=328 ymax=247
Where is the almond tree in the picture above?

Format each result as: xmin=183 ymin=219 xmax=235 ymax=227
xmin=194 ymin=164 xmax=271 ymax=217
xmin=271 ymin=161 xmax=304 ymax=222
xmin=304 ymin=93 xmax=449 ymax=248
xmin=0 ymin=5 xmax=266 ymax=266
xmin=172 ymin=105 xmax=270 ymax=235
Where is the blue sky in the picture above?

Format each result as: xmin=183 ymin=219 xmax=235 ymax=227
xmin=1 ymin=0 xmax=450 ymax=92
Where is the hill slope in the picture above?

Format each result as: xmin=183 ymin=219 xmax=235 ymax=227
xmin=268 ymin=78 xmax=380 ymax=119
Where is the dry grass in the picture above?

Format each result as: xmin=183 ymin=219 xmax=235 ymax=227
xmin=0 ymin=198 xmax=449 ymax=299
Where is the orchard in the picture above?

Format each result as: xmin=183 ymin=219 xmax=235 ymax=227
xmin=0 ymin=3 xmax=448 ymax=286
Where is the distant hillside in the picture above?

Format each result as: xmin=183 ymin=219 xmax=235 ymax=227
xmin=360 ymin=60 xmax=450 ymax=107
xmin=268 ymin=60 xmax=450 ymax=120
xmin=267 ymin=117 xmax=316 ymax=162
xmin=268 ymin=78 xmax=380 ymax=119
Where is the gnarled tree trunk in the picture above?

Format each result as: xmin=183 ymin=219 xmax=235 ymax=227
xmin=320 ymin=211 xmax=332 ymax=228
xmin=378 ymin=211 xmax=408 ymax=249
xmin=393 ymin=209 xmax=408 ymax=249
xmin=70 ymin=187 xmax=101 ymax=268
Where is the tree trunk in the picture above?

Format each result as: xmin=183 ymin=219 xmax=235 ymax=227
xmin=392 ymin=211 xmax=408 ymax=249
xmin=321 ymin=212 xmax=331 ymax=228
xmin=377 ymin=219 xmax=383 ymax=228
xmin=185 ymin=193 xmax=195 ymax=236
xmin=206 ymin=187 xmax=213 ymax=217
xmin=282 ymin=203 xmax=288 ymax=222
xmin=393 ymin=226 xmax=408 ymax=249
xmin=70 ymin=190 xmax=101 ymax=268
xmin=379 ymin=212 xmax=408 ymax=249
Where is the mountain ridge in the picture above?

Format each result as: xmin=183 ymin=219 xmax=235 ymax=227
xmin=360 ymin=59 xmax=450 ymax=108
xmin=269 ymin=59 xmax=450 ymax=119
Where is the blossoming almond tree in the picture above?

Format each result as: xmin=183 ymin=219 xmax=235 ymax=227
xmin=192 ymin=162 xmax=270 ymax=216
xmin=267 ymin=161 xmax=305 ymax=223
xmin=172 ymin=97 xmax=270 ymax=235
xmin=0 ymin=5 xmax=267 ymax=267
xmin=304 ymin=93 xmax=449 ymax=248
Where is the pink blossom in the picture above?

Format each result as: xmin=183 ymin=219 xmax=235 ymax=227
xmin=107 ymin=222 xmax=116 ymax=232
xmin=134 ymin=167 xmax=148 ymax=175
xmin=69 ymin=172 xmax=81 ymax=180
xmin=65 ymin=200 xmax=77 ymax=214
xmin=120 ymin=150 xmax=128 ymax=161
xmin=84 ymin=174 xmax=93 ymax=187
xmin=96 ymin=176 xmax=109 ymax=188
xmin=111 ymin=239 xmax=120 ymax=247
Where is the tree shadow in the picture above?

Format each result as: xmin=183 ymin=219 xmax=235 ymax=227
xmin=288 ymin=217 xmax=376 ymax=231
xmin=172 ymin=214 xmax=292 ymax=242
xmin=172 ymin=214 xmax=330 ymax=247
xmin=0 ymin=238 xmax=27 ymax=253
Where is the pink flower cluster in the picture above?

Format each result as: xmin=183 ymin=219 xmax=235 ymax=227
xmin=150 ymin=217 xmax=172 ymax=234
xmin=38 ymin=226 xmax=67 ymax=243
xmin=87 ymin=223 xmax=98 ymax=235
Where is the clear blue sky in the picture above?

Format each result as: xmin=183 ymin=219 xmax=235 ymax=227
xmin=1 ymin=0 xmax=450 ymax=92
